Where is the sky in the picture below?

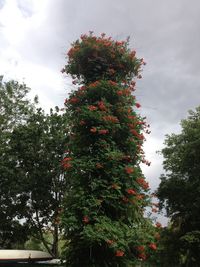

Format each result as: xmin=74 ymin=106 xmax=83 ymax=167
xmin=1 ymin=0 xmax=200 ymax=224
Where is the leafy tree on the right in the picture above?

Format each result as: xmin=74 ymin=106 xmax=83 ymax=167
xmin=157 ymin=106 xmax=200 ymax=267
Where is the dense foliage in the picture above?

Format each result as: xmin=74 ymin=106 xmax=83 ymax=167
xmin=0 ymin=77 xmax=37 ymax=247
xmin=0 ymin=77 xmax=69 ymax=257
xmin=62 ymin=33 xmax=157 ymax=266
xmin=157 ymin=107 xmax=200 ymax=266
xmin=9 ymin=107 xmax=69 ymax=257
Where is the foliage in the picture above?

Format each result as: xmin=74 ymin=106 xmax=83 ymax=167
xmin=9 ymin=107 xmax=69 ymax=257
xmin=62 ymin=32 xmax=143 ymax=83
xmin=157 ymin=107 xmax=200 ymax=266
xmin=62 ymin=33 xmax=157 ymax=266
xmin=0 ymin=77 xmax=37 ymax=248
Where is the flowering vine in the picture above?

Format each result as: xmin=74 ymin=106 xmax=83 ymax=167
xmin=61 ymin=32 xmax=157 ymax=266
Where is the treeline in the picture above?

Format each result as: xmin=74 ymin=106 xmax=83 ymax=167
xmin=1 ymin=74 xmax=200 ymax=265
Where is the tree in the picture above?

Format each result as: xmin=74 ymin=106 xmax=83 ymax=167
xmin=0 ymin=77 xmax=37 ymax=247
xmin=9 ymin=107 xmax=69 ymax=257
xmin=61 ymin=32 xmax=157 ymax=266
xmin=157 ymin=107 xmax=200 ymax=266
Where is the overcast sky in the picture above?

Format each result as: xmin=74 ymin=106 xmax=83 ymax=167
xmin=1 ymin=0 xmax=200 ymax=223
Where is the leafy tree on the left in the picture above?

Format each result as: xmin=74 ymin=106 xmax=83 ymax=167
xmin=9 ymin=107 xmax=69 ymax=257
xmin=0 ymin=76 xmax=38 ymax=248
xmin=0 ymin=77 xmax=69 ymax=257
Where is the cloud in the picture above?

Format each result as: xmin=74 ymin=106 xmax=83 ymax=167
xmin=1 ymin=0 xmax=200 ymax=213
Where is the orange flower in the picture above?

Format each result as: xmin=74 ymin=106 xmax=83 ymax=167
xmin=69 ymin=97 xmax=79 ymax=104
xmin=98 ymin=129 xmax=109 ymax=134
xmin=115 ymin=250 xmax=124 ymax=257
xmin=135 ymin=102 xmax=141 ymax=108
xmin=117 ymin=90 xmax=123 ymax=96
xmin=136 ymin=245 xmax=145 ymax=252
xmin=61 ymin=157 xmax=72 ymax=169
xmin=80 ymin=120 xmax=86 ymax=125
xmin=89 ymin=81 xmax=100 ymax=88
xmin=149 ymin=243 xmax=157 ymax=250
xmin=96 ymin=163 xmax=103 ymax=169
xmin=130 ymin=50 xmax=136 ymax=59
xmin=62 ymin=162 xmax=72 ymax=169
xmin=97 ymin=101 xmax=107 ymax=111
xmin=138 ymin=253 xmax=146 ymax=261
xmin=83 ymin=216 xmax=89 ymax=224
xmin=128 ymin=115 xmax=136 ymax=120
xmin=106 ymin=239 xmax=114 ymax=245
xmin=136 ymin=194 xmax=144 ymax=200
xmin=126 ymin=189 xmax=136 ymax=195
xmin=90 ymin=127 xmax=97 ymax=133
xmin=108 ymin=68 xmax=115 ymax=75
xmin=155 ymin=232 xmax=161 ymax=240
xmin=88 ymin=105 xmax=97 ymax=111
xmin=136 ymin=178 xmax=149 ymax=190
xmin=108 ymin=80 xmax=117 ymax=86
xmin=156 ymin=222 xmax=162 ymax=228
xmin=125 ymin=166 xmax=134 ymax=174
xmin=122 ymin=196 xmax=129 ymax=203
xmin=103 ymin=115 xmax=119 ymax=123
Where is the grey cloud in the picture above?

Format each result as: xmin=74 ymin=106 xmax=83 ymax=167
xmin=2 ymin=0 xmax=200 ymax=188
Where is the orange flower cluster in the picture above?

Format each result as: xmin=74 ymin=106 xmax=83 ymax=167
xmin=106 ymin=239 xmax=115 ymax=246
xmin=97 ymin=101 xmax=107 ymax=111
xmin=61 ymin=157 xmax=72 ymax=169
xmin=149 ymin=243 xmax=157 ymax=250
xmin=89 ymin=81 xmax=100 ymax=88
xmin=90 ymin=127 xmax=97 ymax=133
xmin=156 ymin=222 xmax=162 ymax=228
xmin=129 ymin=50 xmax=136 ymax=59
xmin=108 ymin=80 xmax=117 ymax=86
xmin=127 ymin=115 xmax=136 ymax=120
xmin=103 ymin=115 xmax=119 ymax=123
xmin=108 ymin=68 xmax=115 ymax=75
xmin=117 ymin=88 xmax=131 ymax=96
xmin=68 ymin=97 xmax=79 ymax=104
xmin=98 ymin=129 xmax=109 ymax=135
xmin=136 ymin=245 xmax=145 ymax=252
xmin=138 ymin=253 xmax=146 ymax=261
xmin=125 ymin=166 xmax=134 ymax=174
xmin=130 ymin=129 xmax=145 ymax=140
xmin=136 ymin=194 xmax=144 ymax=200
xmin=135 ymin=102 xmax=141 ymax=108
xmin=122 ymin=196 xmax=129 ymax=203
xmin=126 ymin=189 xmax=136 ymax=195
xmin=67 ymin=46 xmax=79 ymax=57
xmin=83 ymin=216 xmax=89 ymax=224
xmin=155 ymin=232 xmax=161 ymax=240
xmin=88 ymin=105 xmax=97 ymax=111
xmin=96 ymin=163 xmax=103 ymax=169
xmin=136 ymin=178 xmax=149 ymax=190
xmin=115 ymin=250 xmax=124 ymax=257
xmin=79 ymin=120 xmax=86 ymax=126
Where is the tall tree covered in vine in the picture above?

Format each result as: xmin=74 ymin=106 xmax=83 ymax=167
xmin=62 ymin=32 xmax=157 ymax=266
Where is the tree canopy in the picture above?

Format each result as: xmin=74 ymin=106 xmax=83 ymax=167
xmin=0 ymin=77 xmax=37 ymax=248
xmin=9 ymin=107 xmax=69 ymax=257
xmin=157 ymin=106 xmax=200 ymax=266
xmin=0 ymin=77 xmax=69 ymax=257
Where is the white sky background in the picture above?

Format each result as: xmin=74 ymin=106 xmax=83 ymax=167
xmin=1 ymin=0 xmax=200 ymax=225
